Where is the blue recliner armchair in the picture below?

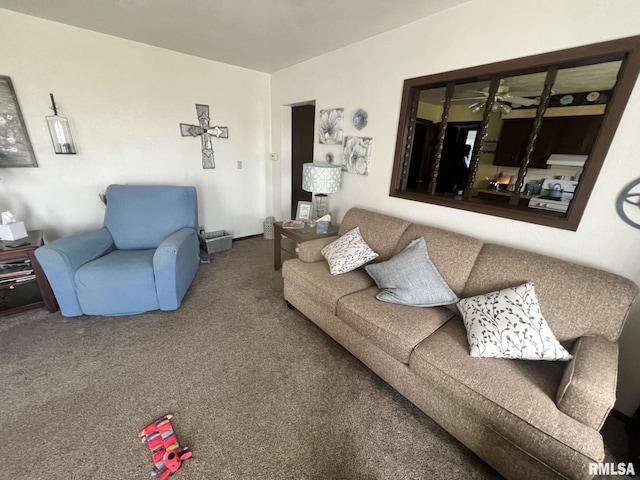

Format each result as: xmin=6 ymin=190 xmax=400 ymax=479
xmin=35 ymin=184 xmax=200 ymax=317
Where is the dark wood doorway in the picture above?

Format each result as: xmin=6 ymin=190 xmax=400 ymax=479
xmin=407 ymin=119 xmax=438 ymax=191
xmin=291 ymin=104 xmax=315 ymax=219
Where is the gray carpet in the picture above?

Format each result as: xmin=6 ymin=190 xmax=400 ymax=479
xmin=0 ymin=237 xmax=630 ymax=479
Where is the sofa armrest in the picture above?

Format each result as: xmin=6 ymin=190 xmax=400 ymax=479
xmin=297 ymin=235 xmax=339 ymax=263
xmin=34 ymin=228 xmax=115 ymax=316
xmin=555 ymin=336 xmax=618 ymax=430
xmin=153 ymin=227 xmax=200 ymax=311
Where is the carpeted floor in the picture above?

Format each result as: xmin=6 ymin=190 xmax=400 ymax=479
xmin=0 ymin=237 xmax=632 ymax=479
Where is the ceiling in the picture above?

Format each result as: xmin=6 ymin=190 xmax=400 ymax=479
xmin=0 ymin=0 xmax=471 ymax=73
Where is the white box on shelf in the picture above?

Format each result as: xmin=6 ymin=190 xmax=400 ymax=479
xmin=0 ymin=222 xmax=27 ymax=241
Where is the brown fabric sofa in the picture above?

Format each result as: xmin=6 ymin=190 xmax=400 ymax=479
xmin=282 ymin=207 xmax=638 ymax=480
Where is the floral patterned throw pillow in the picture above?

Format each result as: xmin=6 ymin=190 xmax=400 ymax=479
xmin=321 ymin=227 xmax=378 ymax=275
xmin=457 ymin=282 xmax=572 ymax=361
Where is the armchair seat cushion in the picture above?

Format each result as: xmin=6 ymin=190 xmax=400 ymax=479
xmin=75 ymin=249 xmax=159 ymax=315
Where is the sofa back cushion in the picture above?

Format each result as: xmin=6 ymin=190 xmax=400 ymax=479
xmin=339 ymin=208 xmax=411 ymax=262
xmin=104 ymin=184 xmax=198 ymax=250
xmin=394 ymin=224 xmax=484 ymax=296
xmin=462 ymin=244 xmax=638 ymax=342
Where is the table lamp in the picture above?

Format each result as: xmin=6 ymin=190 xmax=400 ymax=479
xmin=302 ymin=163 xmax=342 ymax=219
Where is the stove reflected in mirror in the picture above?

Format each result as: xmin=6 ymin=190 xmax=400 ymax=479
xmin=390 ymin=36 xmax=640 ymax=230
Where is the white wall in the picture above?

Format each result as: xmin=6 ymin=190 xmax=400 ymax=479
xmin=270 ymin=0 xmax=640 ymax=415
xmin=0 ymin=9 xmax=271 ymax=240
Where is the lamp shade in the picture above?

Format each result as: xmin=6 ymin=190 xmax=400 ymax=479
xmin=302 ymin=163 xmax=342 ymax=194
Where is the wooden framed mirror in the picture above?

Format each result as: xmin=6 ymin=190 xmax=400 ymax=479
xmin=390 ymin=35 xmax=640 ymax=230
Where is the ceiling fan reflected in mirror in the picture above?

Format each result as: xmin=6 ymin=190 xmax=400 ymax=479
xmin=468 ymin=99 xmax=514 ymax=114
xmin=451 ymin=82 xmax=542 ymax=113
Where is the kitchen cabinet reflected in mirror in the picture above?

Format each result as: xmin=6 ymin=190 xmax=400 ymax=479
xmin=474 ymin=63 xmax=613 ymax=214
xmin=391 ymin=36 xmax=640 ymax=230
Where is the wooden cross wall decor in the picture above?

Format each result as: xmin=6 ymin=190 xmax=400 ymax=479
xmin=180 ymin=104 xmax=228 ymax=169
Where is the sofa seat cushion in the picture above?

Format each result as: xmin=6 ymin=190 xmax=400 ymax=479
xmin=282 ymin=259 xmax=374 ymax=312
xmin=410 ymin=320 xmax=603 ymax=461
xmin=337 ymin=286 xmax=455 ymax=364
xmin=75 ymin=249 xmax=159 ymax=315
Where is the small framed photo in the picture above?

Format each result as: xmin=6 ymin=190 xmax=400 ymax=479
xmin=296 ymin=201 xmax=313 ymax=221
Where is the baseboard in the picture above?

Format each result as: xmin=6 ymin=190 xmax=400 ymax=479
xmin=233 ymin=234 xmax=264 ymax=241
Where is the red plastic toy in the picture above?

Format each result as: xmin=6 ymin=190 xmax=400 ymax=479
xmin=138 ymin=413 xmax=192 ymax=479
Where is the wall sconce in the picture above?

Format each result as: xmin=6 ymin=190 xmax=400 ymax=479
xmin=302 ymin=163 xmax=342 ymax=218
xmin=46 ymin=93 xmax=76 ymax=154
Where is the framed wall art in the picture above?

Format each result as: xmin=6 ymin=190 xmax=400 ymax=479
xmin=343 ymin=136 xmax=373 ymax=175
xmin=0 ymin=76 xmax=37 ymax=167
xmin=318 ymin=108 xmax=344 ymax=145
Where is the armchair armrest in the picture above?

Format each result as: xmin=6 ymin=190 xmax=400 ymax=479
xmin=555 ymin=336 xmax=618 ymax=430
xmin=34 ymin=228 xmax=114 ymax=316
xmin=153 ymin=227 xmax=200 ymax=311
xmin=298 ymin=235 xmax=339 ymax=263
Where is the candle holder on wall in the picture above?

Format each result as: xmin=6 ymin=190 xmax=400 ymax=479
xmin=46 ymin=93 xmax=76 ymax=154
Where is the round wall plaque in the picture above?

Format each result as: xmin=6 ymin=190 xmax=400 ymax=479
xmin=353 ymin=109 xmax=368 ymax=130
xmin=617 ymin=178 xmax=640 ymax=229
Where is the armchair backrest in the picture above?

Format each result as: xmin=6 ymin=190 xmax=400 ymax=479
xmin=104 ymin=184 xmax=198 ymax=250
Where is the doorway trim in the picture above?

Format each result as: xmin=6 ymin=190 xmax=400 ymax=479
xmin=279 ymin=100 xmax=316 ymax=220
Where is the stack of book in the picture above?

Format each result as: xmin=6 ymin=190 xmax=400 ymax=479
xmin=282 ymin=220 xmax=304 ymax=229
xmin=0 ymin=259 xmax=35 ymax=285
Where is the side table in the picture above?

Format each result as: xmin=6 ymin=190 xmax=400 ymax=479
xmin=273 ymin=222 xmax=339 ymax=270
xmin=0 ymin=230 xmax=58 ymax=316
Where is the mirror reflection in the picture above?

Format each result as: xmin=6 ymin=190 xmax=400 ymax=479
xmin=394 ymin=46 xmax=630 ymax=230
